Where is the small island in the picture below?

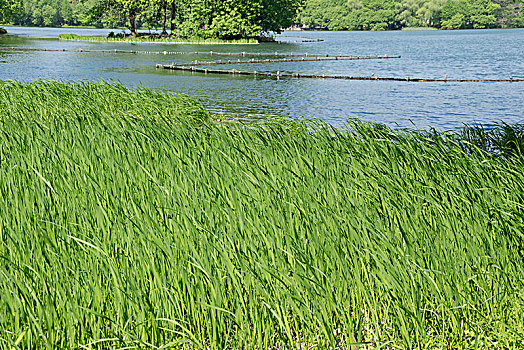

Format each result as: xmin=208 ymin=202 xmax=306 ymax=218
xmin=57 ymin=1 xmax=298 ymax=42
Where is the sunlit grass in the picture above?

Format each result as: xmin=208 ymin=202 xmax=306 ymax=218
xmin=59 ymin=33 xmax=259 ymax=44
xmin=400 ymin=27 xmax=439 ymax=31
xmin=0 ymin=81 xmax=523 ymax=348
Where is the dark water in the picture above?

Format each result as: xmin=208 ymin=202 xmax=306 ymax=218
xmin=1 ymin=26 xmax=523 ymax=129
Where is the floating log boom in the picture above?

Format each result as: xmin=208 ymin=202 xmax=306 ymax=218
xmin=155 ymin=64 xmax=524 ymax=83
xmin=169 ymin=55 xmax=401 ymax=67
xmin=0 ymin=47 xmax=398 ymax=59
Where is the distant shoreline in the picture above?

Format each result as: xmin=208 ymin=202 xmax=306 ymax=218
xmin=286 ymin=26 xmax=521 ymax=32
xmin=3 ymin=24 xmax=522 ymax=35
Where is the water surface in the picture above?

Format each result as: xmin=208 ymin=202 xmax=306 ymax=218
xmin=1 ymin=26 xmax=523 ymax=129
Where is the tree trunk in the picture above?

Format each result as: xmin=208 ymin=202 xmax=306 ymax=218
xmin=170 ymin=1 xmax=176 ymax=34
xmin=162 ymin=0 xmax=167 ymax=35
xmin=129 ymin=7 xmax=137 ymax=36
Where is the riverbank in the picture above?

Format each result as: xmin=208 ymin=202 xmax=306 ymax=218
xmin=59 ymin=33 xmax=259 ymax=44
xmin=0 ymin=80 xmax=523 ymax=348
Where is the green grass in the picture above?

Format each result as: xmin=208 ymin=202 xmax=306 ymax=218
xmin=1 ymin=81 xmax=524 ymax=349
xmin=58 ymin=33 xmax=259 ymax=44
xmin=460 ymin=122 xmax=524 ymax=157
xmin=400 ymin=27 xmax=439 ymax=31
xmin=61 ymin=25 xmax=106 ymax=29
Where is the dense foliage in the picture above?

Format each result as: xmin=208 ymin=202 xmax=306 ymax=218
xmin=3 ymin=0 xmax=300 ymax=38
xmin=2 ymin=0 xmax=522 ymax=32
xmin=0 ymin=0 xmax=21 ymax=25
xmin=1 ymin=81 xmax=524 ymax=348
xmin=299 ymin=0 xmax=523 ymax=29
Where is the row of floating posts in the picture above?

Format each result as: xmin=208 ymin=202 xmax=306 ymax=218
xmin=0 ymin=47 xmax=367 ymax=58
xmin=172 ymin=55 xmax=401 ymax=67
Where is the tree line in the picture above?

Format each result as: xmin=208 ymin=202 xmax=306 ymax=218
xmin=300 ymin=0 xmax=523 ymax=29
xmin=1 ymin=0 xmax=300 ymax=39
xmin=1 ymin=0 xmax=522 ymax=34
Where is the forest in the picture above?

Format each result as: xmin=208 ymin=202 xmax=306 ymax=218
xmin=1 ymin=0 xmax=300 ymax=38
xmin=0 ymin=0 xmax=522 ymax=35
xmin=300 ymin=0 xmax=523 ymax=30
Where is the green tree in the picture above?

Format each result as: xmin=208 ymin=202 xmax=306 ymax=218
xmin=298 ymin=0 xmax=513 ymax=29
xmin=440 ymin=0 xmax=500 ymax=28
xmin=178 ymin=0 xmax=300 ymax=39
xmin=115 ymin=0 xmax=142 ymax=34
xmin=494 ymin=0 xmax=523 ymax=27
xmin=258 ymin=0 xmax=302 ymax=32
xmin=208 ymin=0 xmax=262 ymax=39
xmin=441 ymin=12 xmax=465 ymax=27
xmin=470 ymin=0 xmax=500 ymax=27
xmin=1 ymin=0 xmax=22 ymax=24
xmin=79 ymin=0 xmax=126 ymax=28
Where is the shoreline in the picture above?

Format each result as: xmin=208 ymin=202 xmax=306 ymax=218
xmin=3 ymin=24 xmax=522 ymax=35
xmin=59 ymin=38 xmax=260 ymax=45
xmin=58 ymin=34 xmax=260 ymax=45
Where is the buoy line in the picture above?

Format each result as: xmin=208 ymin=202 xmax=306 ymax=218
xmin=0 ymin=47 xmax=394 ymax=58
xmin=171 ymin=55 xmax=400 ymax=67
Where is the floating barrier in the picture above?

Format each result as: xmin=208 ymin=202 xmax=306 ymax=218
xmin=189 ymin=51 xmax=364 ymax=58
xmin=155 ymin=64 xmax=524 ymax=83
xmin=0 ymin=47 xmax=395 ymax=58
xmin=170 ymin=51 xmax=384 ymax=58
xmin=0 ymin=47 xmax=188 ymax=55
xmin=171 ymin=55 xmax=401 ymax=67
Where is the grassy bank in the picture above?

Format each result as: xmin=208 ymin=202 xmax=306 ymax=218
xmin=58 ymin=33 xmax=259 ymax=44
xmin=400 ymin=27 xmax=439 ymax=31
xmin=0 ymin=81 xmax=523 ymax=348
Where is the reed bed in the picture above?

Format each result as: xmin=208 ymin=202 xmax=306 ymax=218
xmin=58 ymin=34 xmax=259 ymax=45
xmin=0 ymin=81 xmax=523 ymax=349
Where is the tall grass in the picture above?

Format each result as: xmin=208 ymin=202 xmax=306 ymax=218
xmin=58 ymin=33 xmax=259 ymax=44
xmin=0 ymin=81 xmax=523 ymax=349
xmin=460 ymin=123 xmax=524 ymax=157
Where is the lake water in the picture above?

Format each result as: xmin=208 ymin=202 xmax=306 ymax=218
xmin=1 ymin=26 xmax=523 ymax=129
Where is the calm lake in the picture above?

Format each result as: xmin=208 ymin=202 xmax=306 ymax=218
xmin=1 ymin=26 xmax=523 ymax=129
